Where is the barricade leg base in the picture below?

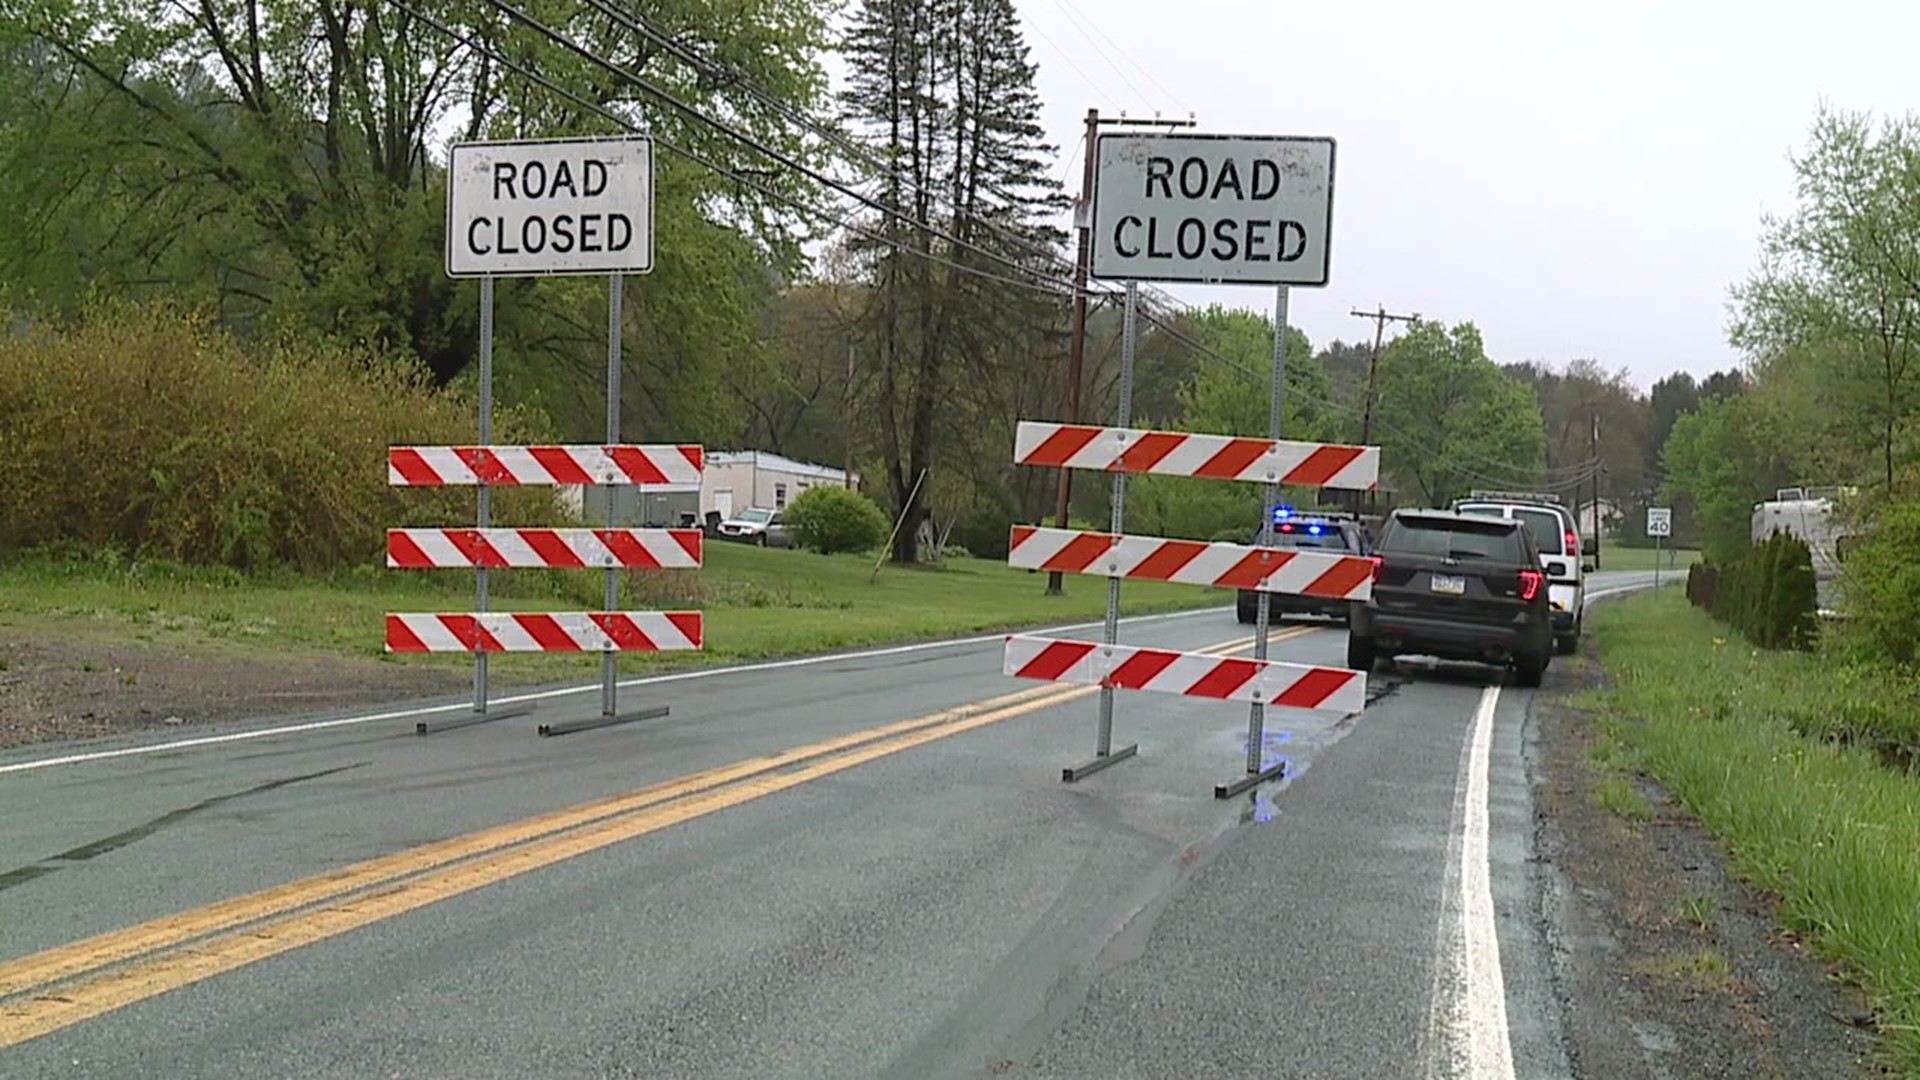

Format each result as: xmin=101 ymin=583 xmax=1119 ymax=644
xmin=538 ymin=704 xmax=670 ymax=738
xmin=1213 ymin=758 xmax=1287 ymax=800
xmin=1061 ymin=742 xmax=1139 ymax=783
xmin=417 ymin=707 xmax=528 ymax=736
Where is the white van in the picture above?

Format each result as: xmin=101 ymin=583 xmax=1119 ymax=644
xmin=1449 ymin=493 xmax=1590 ymax=655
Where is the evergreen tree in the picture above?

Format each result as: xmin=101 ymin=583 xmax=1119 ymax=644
xmin=840 ymin=0 xmax=1066 ymax=562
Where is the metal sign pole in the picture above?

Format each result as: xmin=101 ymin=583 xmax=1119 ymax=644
xmin=603 ymin=272 xmax=623 ymax=718
xmin=474 ymin=274 xmax=494 ymax=715
xmin=1655 ymin=531 xmax=1662 ymax=590
xmin=1063 ymin=281 xmax=1141 ymax=782
xmin=1218 ymin=284 xmax=1293 ymax=799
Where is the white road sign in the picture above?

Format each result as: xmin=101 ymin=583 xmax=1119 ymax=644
xmin=446 ymin=135 xmax=654 ymax=278
xmin=1647 ymin=507 xmax=1672 ymax=538
xmin=1089 ymin=132 xmax=1335 ymax=287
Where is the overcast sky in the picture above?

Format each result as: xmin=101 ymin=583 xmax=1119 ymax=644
xmin=971 ymin=0 xmax=1920 ymax=391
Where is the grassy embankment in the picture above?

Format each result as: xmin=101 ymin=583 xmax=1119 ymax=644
xmin=1590 ymin=545 xmax=1700 ymax=572
xmin=1582 ymin=590 xmax=1920 ymax=1073
xmin=0 ymin=542 xmax=1225 ymax=684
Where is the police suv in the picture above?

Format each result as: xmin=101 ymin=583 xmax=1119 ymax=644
xmin=1235 ymin=507 xmax=1372 ymax=625
xmin=1446 ymin=491 xmax=1590 ymax=655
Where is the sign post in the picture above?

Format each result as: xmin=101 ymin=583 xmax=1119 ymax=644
xmin=393 ymin=134 xmax=688 ymax=735
xmin=1024 ymin=129 xmax=1364 ymax=795
xmin=1647 ymin=506 xmax=1672 ymax=590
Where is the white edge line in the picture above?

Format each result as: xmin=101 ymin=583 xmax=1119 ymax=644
xmin=0 ymin=604 xmax=1231 ymax=777
xmin=1461 ymin=683 xmax=1518 ymax=1079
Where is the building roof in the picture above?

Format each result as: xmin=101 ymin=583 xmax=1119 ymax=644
xmin=709 ymin=450 xmax=854 ymax=483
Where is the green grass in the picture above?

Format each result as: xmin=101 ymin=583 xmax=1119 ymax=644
xmin=1594 ymin=773 xmax=1655 ymax=821
xmin=1676 ymin=888 xmax=1718 ymax=934
xmin=0 ymin=543 xmax=1227 ymax=683
xmin=1630 ymin=946 xmax=1735 ymax=993
xmin=1591 ymin=545 xmax=1700 ymax=572
xmin=1586 ymin=590 xmax=1920 ymax=1073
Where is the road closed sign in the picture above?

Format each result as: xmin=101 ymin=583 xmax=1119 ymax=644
xmin=446 ymin=135 xmax=654 ymax=278
xmin=1089 ymin=132 xmax=1335 ymax=287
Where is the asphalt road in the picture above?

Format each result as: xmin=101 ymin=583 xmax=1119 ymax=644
xmin=0 ymin=572 xmax=1665 ymax=1078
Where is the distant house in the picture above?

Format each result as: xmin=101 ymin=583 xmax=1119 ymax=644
xmin=1577 ymin=498 xmax=1619 ymax=538
xmin=702 ymin=450 xmax=857 ymax=521
xmin=558 ymin=449 xmax=857 ymax=528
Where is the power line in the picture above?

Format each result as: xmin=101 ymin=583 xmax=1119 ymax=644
xmin=409 ymin=2 xmax=1577 ymax=496
xmin=395 ymin=0 xmax=1086 ymax=306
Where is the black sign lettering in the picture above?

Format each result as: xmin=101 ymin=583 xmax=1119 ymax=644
xmin=549 ymin=160 xmax=579 ymax=199
xmin=1178 ymin=159 xmax=1208 ymax=200
xmin=1145 ymin=156 xmax=1173 ymax=199
xmin=550 ymin=214 xmax=575 ymax=253
xmin=1176 ymin=218 xmax=1206 ymax=259
xmin=1209 ymin=158 xmax=1244 ymax=201
xmin=1245 ymin=219 xmax=1272 ymax=261
xmin=1252 ymin=159 xmax=1280 ymax=200
xmin=608 ymin=213 xmax=632 ymax=251
xmin=585 ymin=159 xmax=609 ymax=197
xmin=469 ymin=217 xmax=492 ymax=256
xmin=1114 ymin=215 xmax=1143 ymax=257
xmin=1277 ymin=220 xmax=1307 ymax=261
xmin=1210 ymin=219 xmax=1239 ymax=260
xmin=521 ymin=215 xmax=547 ymax=253
xmin=579 ymin=213 xmax=602 ymax=252
xmin=1146 ymin=217 xmax=1173 ymax=259
xmin=493 ymin=162 xmax=517 ymax=199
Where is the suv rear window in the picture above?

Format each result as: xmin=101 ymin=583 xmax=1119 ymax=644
xmin=1272 ymin=521 xmax=1354 ymax=551
xmin=1455 ymin=503 xmax=1567 ymax=555
xmin=1380 ymin=515 xmax=1528 ymax=562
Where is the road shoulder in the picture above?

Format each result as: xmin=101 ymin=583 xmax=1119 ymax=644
xmin=1531 ymin=653 xmax=1883 ymax=1078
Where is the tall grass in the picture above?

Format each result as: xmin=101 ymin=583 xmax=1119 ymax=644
xmin=1589 ymin=592 xmax=1920 ymax=1073
xmin=0 ymin=301 xmax=552 ymax=571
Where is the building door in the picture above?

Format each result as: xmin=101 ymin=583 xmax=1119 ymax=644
xmin=714 ymin=488 xmax=734 ymax=520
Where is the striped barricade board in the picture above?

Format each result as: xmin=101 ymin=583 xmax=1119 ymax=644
xmin=1007 ymin=525 xmax=1373 ymax=600
xmin=388 ymin=444 xmax=704 ymax=489
xmin=1002 ymin=634 xmax=1366 ymax=716
xmin=386 ymin=612 xmax=705 ymax=653
xmin=388 ymin=528 xmax=703 ymax=570
xmin=1013 ymin=422 xmax=1379 ymax=490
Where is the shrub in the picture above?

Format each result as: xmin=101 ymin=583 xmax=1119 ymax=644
xmin=784 ymin=485 xmax=889 ymax=555
xmin=1686 ymin=560 xmax=1719 ymax=609
xmin=0 ymin=300 xmax=552 ymax=571
xmin=1834 ymin=499 xmax=1920 ymax=666
xmin=1705 ymin=529 xmax=1816 ymax=649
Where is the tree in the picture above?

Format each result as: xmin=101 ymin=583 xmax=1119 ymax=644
xmin=1729 ymin=104 xmax=1920 ymax=493
xmin=1372 ymin=320 xmax=1547 ymax=506
xmin=0 ymin=0 xmax=832 ymax=431
xmin=1660 ymin=395 xmax=1785 ymax=562
xmin=841 ymin=0 xmax=1067 ymax=563
xmin=1120 ymin=306 xmax=1335 ymax=541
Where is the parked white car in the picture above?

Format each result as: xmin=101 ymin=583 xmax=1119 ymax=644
xmin=716 ymin=507 xmax=792 ymax=548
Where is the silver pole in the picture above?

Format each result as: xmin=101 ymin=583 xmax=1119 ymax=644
xmin=1096 ymin=281 xmax=1140 ymax=756
xmin=474 ymin=275 xmax=494 ymax=714
xmin=1247 ymin=284 xmax=1290 ymax=774
xmin=603 ymin=273 xmax=623 ymax=718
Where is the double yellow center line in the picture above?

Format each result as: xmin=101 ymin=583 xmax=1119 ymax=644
xmin=0 ymin=626 xmax=1316 ymax=1048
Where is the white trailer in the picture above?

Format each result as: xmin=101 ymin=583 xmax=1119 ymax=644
xmin=1751 ymin=486 xmax=1854 ymax=608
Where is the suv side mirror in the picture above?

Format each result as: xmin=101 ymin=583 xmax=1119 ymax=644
xmin=1582 ymin=562 xmax=1596 ymax=573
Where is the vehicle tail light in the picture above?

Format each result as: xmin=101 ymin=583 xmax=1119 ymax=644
xmin=1564 ymin=528 xmax=1578 ymax=553
xmin=1369 ymin=555 xmax=1383 ymax=582
xmin=1518 ymin=569 xmax=1543 ymax=601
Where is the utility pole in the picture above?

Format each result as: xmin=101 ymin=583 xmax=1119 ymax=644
xmin=1590 ymin=411 xmax=1601 ymax=568
xmin=1348 ymin=305 xmax=1418 ymax=516
xmin=845 ymin=338 xmax=857 ymax=489
xmin=1047 ymin=108 xmax=1196 ymax=596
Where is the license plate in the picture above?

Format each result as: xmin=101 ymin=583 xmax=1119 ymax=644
xmin=1430 ymin=573 xmax=1466 ymax=595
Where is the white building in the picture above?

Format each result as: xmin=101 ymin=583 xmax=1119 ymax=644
xmin=702 ymin=451 xmax=857 ymax=521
